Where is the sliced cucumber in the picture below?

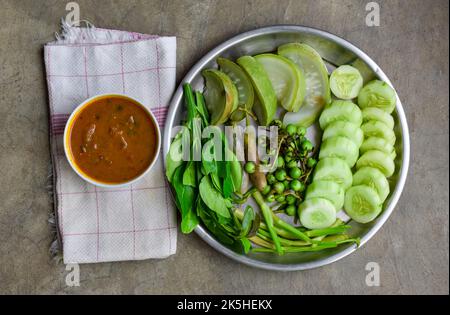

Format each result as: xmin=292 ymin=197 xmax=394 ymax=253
xmin=353 ymin=167 xmax=390 ymax=202
xmin=356 ymin=150 xmax=395 ymax=177
xmin=319 ymin=136 xmax=359 ymax=167
xmin=330 ymin=65 xmax=363 ymax=100
xmin=344 ymin=185 xmax=382 ymax=224
xmin=237 ymin=56 xmax=277 ymax=125
xmin=279 ymin=43 xmax=331 ymax=127
xmin=360 ymin=137 xmax=394 ymax=155
xmin=358 ymin=80 xmax=396 ymax=114
xmin=306 ymin=180 xmax=345 ymax=211
xmin=319 ymin=100 xmax=363 ymax=129
xmin=362 ymin=107 xmax=395 ymax=129
xmin=313 ymin=157 xmax=353 ymax=190
xmin=202 ymin=69 xmax=238 ymax=125
xmin=390 ymin=150 xmax=397 ymax=160
xmin=299 ymin=197 xmax=337 ymax=229
xmin=255 ymin=53 xmax=306 ymax=112
xmin=217 ymin=57 xmax=255 ymax=122
xmin=361 ymin=121 xmax=396 ymax=146
xmin=322 ymin=121 xmax=364 ymax=147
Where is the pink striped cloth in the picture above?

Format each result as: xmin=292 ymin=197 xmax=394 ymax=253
xmin=44 ymin=23 xmax=177 ymax=263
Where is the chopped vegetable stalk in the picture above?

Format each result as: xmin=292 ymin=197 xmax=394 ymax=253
xmin=252 ymin=191 xmax=283 ymax=254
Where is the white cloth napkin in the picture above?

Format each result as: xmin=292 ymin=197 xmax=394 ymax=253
xmin=44 ymin=23 xmax=177 ymax=263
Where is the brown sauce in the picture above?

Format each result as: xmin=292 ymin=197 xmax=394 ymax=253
xmin=69 ymin=96 xmax=157 ymax=184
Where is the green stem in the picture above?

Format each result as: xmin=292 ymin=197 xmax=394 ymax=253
xmin=258 ymin=230 xmax=309 ymax=247
xmin=252 ymin=191 xmax=283 ymax=254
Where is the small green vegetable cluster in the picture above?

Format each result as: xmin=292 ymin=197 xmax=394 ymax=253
xmin=245 ymin=122 xmax=317 ymax=220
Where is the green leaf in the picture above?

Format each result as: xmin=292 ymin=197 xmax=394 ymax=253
xmin=172 ymin=166 xmax=198 ymax=234
xmin=195 ymin=91 xmax=210 ymax=127
xmin=197 ymin=200 xmax=234 ymax=245
xmin=199 ymin=176 xmax=231 ymax=219
xmin=182 ymin=162 xmax=196 ymax=187
xmin=165 ymin=134 xmax=184 ymax=183
xmin=240 ymin=238 xmax=252 ymax=254
xmin=238 ymin=205 xmax=256 ymax=239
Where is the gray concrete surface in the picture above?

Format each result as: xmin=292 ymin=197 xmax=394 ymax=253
xmin=0 ymin=0 xmax=448 ymax=294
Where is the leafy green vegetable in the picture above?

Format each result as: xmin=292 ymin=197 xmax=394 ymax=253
xmin=172 ymin=166 xmax=198 ymax=233
xmin=199 ymin=176 xmax=231 ymax=219
xmin=182 ymin=162 xmax=196 ymax=187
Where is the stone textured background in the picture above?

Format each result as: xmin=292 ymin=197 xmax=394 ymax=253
xmin=0 ymin=0 xmax=448 ymax=294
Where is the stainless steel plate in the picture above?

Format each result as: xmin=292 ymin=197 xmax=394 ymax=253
xmin=163 ymin=25 xmax=410 ymax=271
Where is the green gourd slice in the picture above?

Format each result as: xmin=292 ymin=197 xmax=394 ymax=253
xmin=202 ymin=69 xmax=238 ymax=125
xmin=254 ymin=53 xmax=306 ymax=112
xmin=279 ymin=43 xmax=331 ymax=127
xmin=217 ymin=57 xmax=255 ymax=122
xmin=237 ymin=56 xmax=277 ymax=125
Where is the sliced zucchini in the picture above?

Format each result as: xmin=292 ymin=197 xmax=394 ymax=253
xmin=202 ymin=69 xmax=238 ymax=125
xmin=361 ymin=121 xmax=396 ymax=146
xmin=360 ymin=137 xmax=394 ymax=155
xmin=353 ymin=167 xmax=390 ymax=202
xmin=217 ymin=57 xmax=255 ymax=121
xmin=330 ymin=65 xmax=363 ymax=100
xmin=237 ymin=56 xmax=277 ymax=125
xmin=356 ymin=150 xmax=395 ymax=177
xmin=322 ymin=121 xmax=364 ymax=147
xmin=344 ymin=185 xmax=382 ymax=224
xmin=362 ymin=107 xmax=395 ymax=129
xmin=358 ymin=80 xmax=397 ymax=114
xmin=306 ymin=180 xmax=345 ymax=211
xmin=313 ymin=157 xmax=353 ymax=190
xmin=319 ymin=100 xmax=363 ymax=129
xmin=279 ymin=43 xmax=331 ymax=127
xmin=255 ymin=53 xmax=306 ymax=112
xmin=299 ymin=197 xmax=337 ymax=229
xmin=319 ymin=136 xmax=359 ymax=167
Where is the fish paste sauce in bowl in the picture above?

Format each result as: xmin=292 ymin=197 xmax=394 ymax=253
xmin=64 ymin=95 xmax=160 ymax=187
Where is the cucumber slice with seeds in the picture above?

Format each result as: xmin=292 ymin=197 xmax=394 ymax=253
xmin=319 ymin=100 xmax=363 ymax=129
xmin=255 ymin=53 xmax=306 ymax=112
xmin=306 ymin=180 xmax=345 ymax=211
xmin=356 ymin=150 xmax=395 ymax=177
xmin=217 ymin=58 xmax=255 ymax=122
xmin=237 ymin=56 xmax=277 ymax=125
xmin=279 ymin=43 xmax=331 ymax=127
xmin=360 ymin=137 xmax=394 ymax=155
xmin=319 ymin=136 xmax=359 ymax=167
xmin=330 ymin=65 xmax=363 ymax=100
xmin=313 ymin=157 xmax=353 ymax=190
xmin=361 ymin=121 xmax=396 ymax=146
xmin=299 ymin=197 xmax=337 ymax=229
xmin=353 ymin=167 xmax=390 ymax=202
xmin=362 ymin=107 xmax=395 ymax=129
xmin=322 ymin=121 xmax=364 ymax=147
xmin=344 ymin=185 xmax=382 ymax=224
xmin=358 ymin=80 xmax=396 ymax=114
